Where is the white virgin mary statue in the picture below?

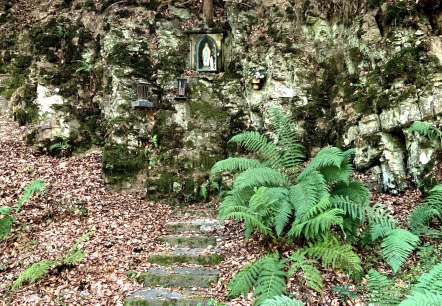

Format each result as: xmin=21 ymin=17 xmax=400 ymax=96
xmin=202 ymin=43 xmax=211 ymax=68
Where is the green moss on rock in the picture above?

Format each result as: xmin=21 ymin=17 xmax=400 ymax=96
xmin=103 ymin=144 xmax=145 ymax=183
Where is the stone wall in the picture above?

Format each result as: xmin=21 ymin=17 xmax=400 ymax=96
xmin=1 ymin=0 xmax=442 ymax=201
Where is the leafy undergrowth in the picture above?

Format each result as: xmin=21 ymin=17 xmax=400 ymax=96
xmin=0 ymin=112 xmax=171 ymax=305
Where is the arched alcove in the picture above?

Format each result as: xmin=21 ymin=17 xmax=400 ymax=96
xmin=196 ymin=35 xmax=217 ymax=72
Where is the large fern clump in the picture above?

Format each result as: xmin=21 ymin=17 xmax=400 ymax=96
xmin=212 ymin=109 xmax=425 ymax=304
xmin=211 ymin=109 xmax=370 ymax=247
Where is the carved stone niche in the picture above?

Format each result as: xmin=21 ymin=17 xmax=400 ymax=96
xmin=186 ymin=30 xmax=224 ymax=72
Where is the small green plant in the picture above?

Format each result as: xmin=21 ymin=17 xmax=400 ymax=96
xmin=408 ymin=121 xmax=442 ymax=143
xmin=75 ymin=60 xmax=94 ymax=74
xmin=0 ymin=179 xmax=46 ymax=240
xmin=332 ymin=284 xmax=358 ymax=302
xmin=49 ymin=140 xmax=71 ymax=157
xmin=12 ymin=231 xmax=92 ymax=290
xmin=200 ymin=182 xmax=208 ymax=200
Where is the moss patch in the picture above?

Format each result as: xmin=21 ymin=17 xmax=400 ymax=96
xmin=102 ymin=144 xmax=145 ymax=184
xmin=147 ymin=253 xmax=224 ymax=266
xmin=108 ymin=42 xmax=152 ymax=79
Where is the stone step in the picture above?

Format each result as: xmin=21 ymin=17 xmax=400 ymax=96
xmin=139 ymin=267 xmax=220 ymax=288
xmin=171 ymin=209 xmax=216 ymax=219
xmin=157 ymin=235 xmax=217 ymax=248
xmin=124 ymin=288 xmax=210 ymax=306
xmin=147 ymin=248 xmax=224 ymax=266
xmin=165 ymin=219 xmax=222 ymax=234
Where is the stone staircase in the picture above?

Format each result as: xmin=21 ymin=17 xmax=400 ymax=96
xmin=124 ymin=209 xmax=224 ymax=306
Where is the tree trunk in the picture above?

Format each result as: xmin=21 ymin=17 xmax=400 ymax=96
xmin=203 ymin=0 xmax=214 ymax=27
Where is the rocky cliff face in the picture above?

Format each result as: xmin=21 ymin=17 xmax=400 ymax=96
xmin=1 ymin=0 xmax=441 ymax=201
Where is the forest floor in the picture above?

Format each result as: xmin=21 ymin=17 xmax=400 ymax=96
xmin=0 ymin=110 xmax=432 ymax=306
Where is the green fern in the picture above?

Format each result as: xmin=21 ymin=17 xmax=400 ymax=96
xmin=303 ymin=235 xmax=362 ymax=276
xmin=365 ymin=270 xmax=401 ymax=306
xmin=0 ymin=215 xmax=13 ymax=240
xmin=261 ymin=295 xmax=304 ymax=306
xmin=253 ymin=254 xmax=287 ymax=305
xmin=233 ymin=167 xmax=290 ymax=190
xmin=11 ymin=260 xmax=58 ymax=290
xmin=408 ymin=184 xmax=442 ymax=235
xmin=286 ymin=250 xmax=323 ymax=293
xmin=0 ymin=179 xmax=46 ymax=240
xmin=11 ymin=231 xmax=92 ymax=290
xmin=210 ymin=157 xmax=262 ymax=178
xmin=288 ymin=196 xmax=344 ymax=240
xmin=399 ymin=291 xmax=442 ymax=306
xmin=410 ymin=262 xmax=442 ymax=295
xmin=63 ymin=231 xmax=93 ymax=265
xmin=408 ymin=121 xmax=442 ymax=142
xmin=15 ymin=178 xmax=46 ymax=212
xmin=229 ymin=131 xmax=282 ymax=168
xmin=381 ymin=228 xmax=420 ymax=274
xmin=228 ymin=259 xmax=263 ymax=297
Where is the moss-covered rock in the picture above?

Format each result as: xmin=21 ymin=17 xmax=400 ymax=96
xmin=102 ymin=144 xmax=145 ymax=183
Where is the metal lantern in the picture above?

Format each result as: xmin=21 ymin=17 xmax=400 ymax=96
xmin=132 ymin=81 xmax=153 ymax=108
xmin=175 ymin=79 xmax=187 ymax=100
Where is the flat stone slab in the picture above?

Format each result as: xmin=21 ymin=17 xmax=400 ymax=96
xmin=165 ymin=219 xmax=222 ymax=234
xmin=147 ymin=250 xmax=224 ymax=266
xmin=157 ymin=235 xmax=217 ymax=248
xmin=124 ymin=288 xmax=210 ymax=306
xmin=171 ymin=209 xmax=217 ymax=219
xmin=139 ymin=267 xmax=220 ymax=288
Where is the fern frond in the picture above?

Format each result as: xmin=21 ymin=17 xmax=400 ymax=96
xmin=0 ymin=215 xmax=13 ymax=240
xmin=365 ymin=269 xmax=401 ymax=306
xmin=226 ymin=211 xmax=272 ymax=239
xmin=286 ymin=250 xmax=323 ymax=293
xmin=408 ymin=121 xmax=442 ymax=141
xmin=399 ymin=291 xmax=442 ymax=306
xmin=332 ymin=180 xmax=370 ymax=206
xmin=229 ymin=131 xmax=281 ymax=167
xmin=11 ymin=260 xmax=58 ymax=290
xmin=330 ymin=195 xmax=367 ymax=221
xmin=253 ymin=254 xmax=287 ymax=305
xmin=411 ymin=262 xmax=442 ymax=294
xmin=367 ymin=203 xmax=397 ymax=234
xmin=210 ymin=157 xmax=263 ymax=178
xmin=245 ymin=187 xmax=278 ymax=237
xmin=381 ymin=228 xmax=420 ymax=273
xmin=274 ymin=199 xmax=293 ymax=237
xmin=228 ymin=259 xmax=264 ymax=297
xmin=233 ymin=167 xmax=290 ymax=190
xmin=15 ymin=178 xmax=46 ymax=212
xmin=369 ymin=223 xmax=396 ymax=242
xmin=297 ymin=147 xmax=346 ymax=181
xmin=219 ymin=188 xmax=254 ymax=221
xmin=408 ymin=205 xmax=440 ymax=235
xmin=268 ymin=108 xmax=304 ymax=166
xmin=304 ymin=235 xmax=362 ymax=276
xmin=63 ymin=231 xmax=93 ymax=265
xmin=291 ymin=170 xmax=328 ymax=220
xmin=289 ymin=196 xmax=344 ymax=240
xmin=261 ymin=295 xmax=304 ymax=306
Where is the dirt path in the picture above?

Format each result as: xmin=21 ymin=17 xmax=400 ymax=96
xmin=0 ymin=111 xmax=171 ymax=305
